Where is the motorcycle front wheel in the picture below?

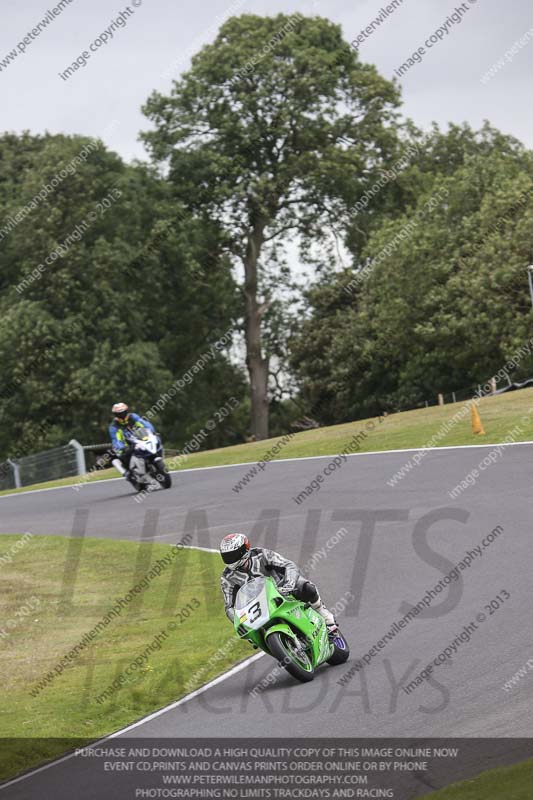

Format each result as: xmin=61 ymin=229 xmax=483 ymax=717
xmin=152 ymin=459 xmax=172 ymax=489
xmin=266 ymin=631 xmax=315 ymax=683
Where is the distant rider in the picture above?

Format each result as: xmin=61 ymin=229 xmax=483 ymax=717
xmin=219 ymin=533 xmax=338 ymax=634
xmin=108 ymin=402 xmax=155 ymax=484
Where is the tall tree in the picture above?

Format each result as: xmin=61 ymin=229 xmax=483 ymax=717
xmin=291 ymin=129 xmax=533 ymax=420
xmin=141 ymin=13 xmax=401 ymax=439
xmin=0 ymin=133 xmax=244 ymax=456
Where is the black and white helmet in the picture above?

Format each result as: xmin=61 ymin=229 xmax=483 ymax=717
xmin=220 ymin=533 xmax=251 ymax=569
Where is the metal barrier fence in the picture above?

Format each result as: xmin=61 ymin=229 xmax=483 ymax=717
xmin=0 ymin=462 xmax=17 ymax=492
xmin=395 ymin=375 xmax=533 ymax=414
xmin=0 ymin=440 xmax=85 ymax=490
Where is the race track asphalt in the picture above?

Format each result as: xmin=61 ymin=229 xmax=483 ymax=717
xmin=1 ymin=443 xmax=532 ymax=797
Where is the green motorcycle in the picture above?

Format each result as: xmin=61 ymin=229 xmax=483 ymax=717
xmin=234 ymin=575 xmax=350 ymax=683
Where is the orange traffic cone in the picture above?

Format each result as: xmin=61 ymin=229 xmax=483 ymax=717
xmin=471 ymin=404 xmax=485 ymax=435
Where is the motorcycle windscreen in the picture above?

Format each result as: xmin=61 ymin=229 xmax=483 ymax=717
xmin=131 ymin=427 xmax=158 ymax=454
xmin=132 ymin=426 xmax=150 ymax=440
xmin=234 ymin=577 xmax=270 ymax=630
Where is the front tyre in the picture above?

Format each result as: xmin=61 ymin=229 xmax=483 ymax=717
xmin=153 ymin=460 xmax=172 ymax=489
xmin=266 ymin=631 xmax=315 ymax=683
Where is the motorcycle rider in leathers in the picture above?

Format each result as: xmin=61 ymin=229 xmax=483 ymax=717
xmin=220 ymin=533 xmax=338 ymax=634
xmin=108 ymin=402 xmax=155 ymax=484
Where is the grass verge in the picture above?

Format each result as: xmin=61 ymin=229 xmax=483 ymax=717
xmin=2 ymin=388 xmax=533 ymax=498
xmin=427 ymin=757 xmax=533 ymax=798
xmin=0 ymin=534 xmax=250 ymax=781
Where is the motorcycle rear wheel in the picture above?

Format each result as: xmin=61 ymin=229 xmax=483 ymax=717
xmin=266 ymin=631 xmax=315 ymax=683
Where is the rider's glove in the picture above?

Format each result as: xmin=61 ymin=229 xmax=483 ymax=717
xmin=279 ymin=582 xmax=295 ymax=596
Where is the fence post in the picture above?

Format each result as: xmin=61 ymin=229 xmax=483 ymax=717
xmin=7 ymin=459 xmax=21 ymax=489
xmin=438 ymin=393 xmax=444 ymax=406
xmin=69 ymin=440 xmax=86 ymax=476
xmin=490 ymin=377 xmax=497 ymax=394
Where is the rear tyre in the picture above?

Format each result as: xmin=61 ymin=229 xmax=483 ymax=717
xmin=266 ymin=631 xmax=315 ymax=683
xmin=327 ymin=630 xmax=350 ymax=665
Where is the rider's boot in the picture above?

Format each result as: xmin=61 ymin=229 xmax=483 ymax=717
xmin=112 ymin=458 xmax=126 ymax=476
xmin=310 ymin=597 xmax=338 ymax=634
xmin=112 ymin=458 xmax=135 ymax=485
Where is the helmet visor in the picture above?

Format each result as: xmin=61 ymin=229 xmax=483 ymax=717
xmin=225 ymin=555 xmax=249 ymax=570
xmin=221 ymin=542 xmax=249 ymax=567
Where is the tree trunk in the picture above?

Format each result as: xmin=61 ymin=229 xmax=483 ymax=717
xmin=243 ymin=222 xmax=269 ymax=440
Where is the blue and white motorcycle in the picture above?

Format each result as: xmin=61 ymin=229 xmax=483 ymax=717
xmin=128 ymin=426 xmax=172 ymax=491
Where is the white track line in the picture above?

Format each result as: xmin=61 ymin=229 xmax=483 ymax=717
xmin=110 ymin=651 xmax=265 ymax=736
xmin=0 ymin=653 xmax=265 ymax=792
xmin=2 ymin=439 xmax=533 ymax=500
xmin=181 ymin=544 xmax=219 ymax=553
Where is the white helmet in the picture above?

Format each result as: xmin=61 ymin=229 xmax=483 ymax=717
xmin=220 ymin=533 xmax=251 ymax=570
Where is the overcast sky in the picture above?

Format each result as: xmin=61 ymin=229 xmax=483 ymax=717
xmin=1 ymin=0 xmax=533 ymax=163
